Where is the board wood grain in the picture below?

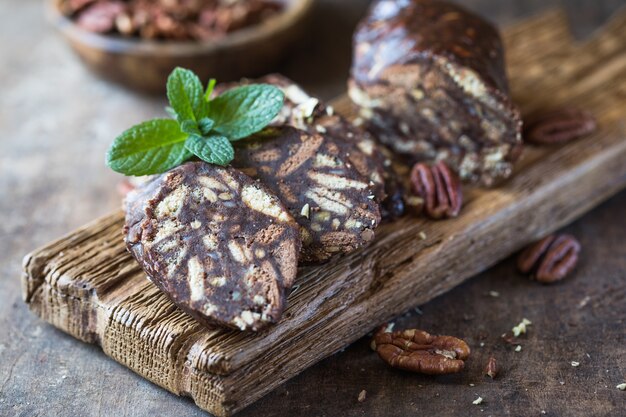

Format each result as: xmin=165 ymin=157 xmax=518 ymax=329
xmin=21 ymin=9 xmax=626 ymax=417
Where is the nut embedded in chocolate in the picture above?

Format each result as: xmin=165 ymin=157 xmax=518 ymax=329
xmin=124 ymin=162 xmax=301 ymax=331
xmin=233 ymin=126 xmax=381 ymax=263
xmin=372 ymin=328 xmax=470 ymax=374
xmin=349 ymin=0 xmax=522 ymax=186
xmin=524 ymin=108 xmax=597 ymax=145
xmin=409 ymin=161 xmax=463 ymax=219
xmin=517 ymin=234 xmax=581 ymax=283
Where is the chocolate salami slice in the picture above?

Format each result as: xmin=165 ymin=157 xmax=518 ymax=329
xmin=216 ymin=75 xmax=404 ymax=217
xmin=124 ymin=162 xmax=301 ymax=331
xmin=349 ymin=0 xmax=522 ymax=186
xmin=232 ymin=126 xmax=381 ymax=263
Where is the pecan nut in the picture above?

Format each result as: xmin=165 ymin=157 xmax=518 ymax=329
xmin=517 ymin=234 xmax=581 ymax=283
xmin=63 ymin=0 xmax=284 ymax=40
xmin=372 ymin=328 xmax=470 ymax=374
xmin=525 ymin=108 xmax=597 ymax=144
xmin=76 ymin=1 xmax=125 ymax=33
xmin=410 ymin=161 xmax=462 ymax=219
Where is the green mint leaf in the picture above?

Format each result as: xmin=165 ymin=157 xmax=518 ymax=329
xmin=204 ymin=79 xmax=217 ymax=102
xmin=208 ymin=84 xmax=284 ymax=140
xmin=106 ymin=119 xmax=192 ymax=176
xmin=185 ymin=134 xmax=234 ymax=166
xmin=165 ymin=106 xmax=177 ymax=120
xmin=167 ymin=67 xmax=206 ymax=123
xmin=198 ymin=117 xmax=215 ymax=135
xmin=180 ymin=120 xmax=201 ymax=136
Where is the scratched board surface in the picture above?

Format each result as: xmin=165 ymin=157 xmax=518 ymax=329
xmin=21 ymin=9 xmax=626 ymax=417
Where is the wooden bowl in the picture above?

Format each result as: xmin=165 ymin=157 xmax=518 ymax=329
xmin=46 ymin=0 xmax=314 ymax=93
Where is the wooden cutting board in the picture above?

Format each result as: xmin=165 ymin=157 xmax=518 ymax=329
xmin=21 ymin=8 xmax=626 ymax=417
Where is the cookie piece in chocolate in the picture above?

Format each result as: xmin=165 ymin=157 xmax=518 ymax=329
xmin=233 ymin=126 xmax=381 ymax=263
xmin=349 ymin=0 xmax=522 ymax=186
xmin=124 ymin=162 xmax=301 ymax=331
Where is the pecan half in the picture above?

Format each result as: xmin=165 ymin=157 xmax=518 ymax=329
xmin=525 ymin=108 xmax=597 ymax=144
xmin=372 ymin=328 xmax=470 ymax=374
xmin=517 ymin=234 xmax=581 ymax=283
xmin=410 ymin=161 xmax=462 ymax=219
xmin=76 ymin=1 xmax=125 ymax=33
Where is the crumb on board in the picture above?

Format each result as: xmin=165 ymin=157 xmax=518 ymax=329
xmin=577 ymin=295 xmax=591 ymax=308
xmin=488 ymin=291 xmax=500 ymax=297
xmin=616 ymin=383 xmax=626 ymax=391
xmin=512 ymin=318 xmax=532 ymax=337
xmin=515 ymin=345 xmax=522 ymax=352
xmin=571 ymin=361 xmax=580 ymax=367
xmin=472 ymin=396 xmax=483 ymax=405
xmin=358 ymin=390 xmax=367 ymax=402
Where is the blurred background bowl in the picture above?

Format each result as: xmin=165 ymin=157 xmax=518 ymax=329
xmin=46 ymin=0 xmax=314 ymax=93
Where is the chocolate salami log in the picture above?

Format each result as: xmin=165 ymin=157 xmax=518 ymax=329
xmin=349 ymin=0 xmax=522 ymax=186
xmin=124 ymin=162 xmax=301 ymax=331
xmin=216 ymin=75 xmax=406 ymax=219
xmin=233 ymin=126 xmax=382 ymax=263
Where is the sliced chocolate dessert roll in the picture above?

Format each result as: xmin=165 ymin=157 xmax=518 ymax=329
xmin=349 ymin=0 xmax=522 ymax=186
xmin=233 ymin=126 xmax=382 ymax=263
xmin=125 ymin=162 xmax=301 ymax=331
xmin=215 ymin=75 xmax=404 ymax=218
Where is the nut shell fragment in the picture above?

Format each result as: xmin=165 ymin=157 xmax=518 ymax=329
xmin=484 ymin=356 xmax=498 ymax=378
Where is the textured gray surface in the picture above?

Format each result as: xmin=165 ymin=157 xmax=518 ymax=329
xmin=1 ymin=0 xmax=625 ymax=416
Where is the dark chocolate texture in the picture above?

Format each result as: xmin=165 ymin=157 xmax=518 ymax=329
xmin=216 ymin=74 xmax=404 ymax=217
xmin=124 ymin=162 xmax=301 ymax=331
xmin=349 ymin=0 xmax=522 ymax=186
xmin=233 ymin=126 xmax=382 ymax=263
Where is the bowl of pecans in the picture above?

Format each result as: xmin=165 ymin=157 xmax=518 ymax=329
xmin=47 ymin=0 xmax=314 ymax=92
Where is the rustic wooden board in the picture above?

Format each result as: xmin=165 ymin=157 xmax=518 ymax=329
xmin=21 ymin=9 xmax=626 ymax=417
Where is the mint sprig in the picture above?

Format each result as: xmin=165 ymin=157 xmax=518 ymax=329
xmin=106 ymin=68 xmax=284 ymax=176
xmin=210 ymin=84 xmax=285 ymax=140
xmin=166 ymin=68 xmax=206 ymax=124
xmin=106 ymin=119 xmax=192 ymax=176
xmin=185 ymin=134 xmax=234 ymax=166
